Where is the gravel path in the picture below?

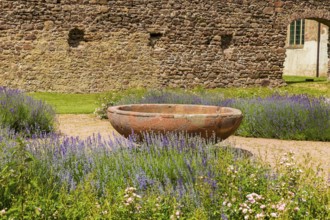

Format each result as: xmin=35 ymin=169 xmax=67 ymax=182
xmin=57 ymin=114 xmax=330 ymax=180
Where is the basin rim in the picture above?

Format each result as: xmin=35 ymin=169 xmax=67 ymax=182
xmin=107 ymin=104 xmax=242 ymax=118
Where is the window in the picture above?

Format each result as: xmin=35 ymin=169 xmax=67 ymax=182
xmin=289 ymin=19 xmax=305 ymax=46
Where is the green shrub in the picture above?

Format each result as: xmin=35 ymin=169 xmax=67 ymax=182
xmin=0 ymin=87 xmax=56 ymax=135
xmin=94 ymin=88 xmax=146 ymax=119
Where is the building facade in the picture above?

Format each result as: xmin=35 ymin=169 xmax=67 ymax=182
xmin=0 ymin=0 xmax=330 ymax=92
xmin=284 ymin=19 xmax=329 ymax=77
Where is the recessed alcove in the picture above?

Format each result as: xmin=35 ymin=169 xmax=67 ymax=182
xmin=68 ymin=28 xmax=85 ymax=48
xmin=220 ymin=34 xmax=233 ymax=50
xmin=148 ymin=33 xmax=163 ymax=48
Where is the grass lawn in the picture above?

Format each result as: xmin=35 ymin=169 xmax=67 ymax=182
xmin=28 ymin=76 xmax=329 ymax=114
xmin=28 ymin=92 xmax=102 ymax=114
xmin=283 ymin=75 xmax=328 ymax=83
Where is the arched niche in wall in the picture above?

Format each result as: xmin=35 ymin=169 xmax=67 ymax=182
xmin=68 ymin=28 xmax=85 ymax=48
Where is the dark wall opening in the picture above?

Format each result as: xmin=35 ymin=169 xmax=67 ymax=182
xmin=68 ymin=28 xmax=85 ymax=48
xmin=220 ymin=34 xmax=233 ymax=50
xmin=148 ymin=33 xmax=162 ymax=48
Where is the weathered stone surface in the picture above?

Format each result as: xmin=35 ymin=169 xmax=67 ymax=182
xmin=0 ymin=0 xmax=329 ymax=92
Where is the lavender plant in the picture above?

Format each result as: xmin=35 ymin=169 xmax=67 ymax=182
xmin=0 ymin=87 xmax=56 ymax=135
xmin=116 ymin=89 xmax=229 ymax=106
xmin=233 ymin=94 xmax=330 ymax=141
xmin=0 ymin=133 xmax=329 ymax=219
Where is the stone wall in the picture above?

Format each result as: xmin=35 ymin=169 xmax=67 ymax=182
xmin=0 ymin=0 xmax=330 ymax=92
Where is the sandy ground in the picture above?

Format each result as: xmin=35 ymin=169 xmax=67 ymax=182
xmin=57 ymin=114 xmax=330 ymax=180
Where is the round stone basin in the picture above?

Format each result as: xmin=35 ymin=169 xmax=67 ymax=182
xmin=107 ymin=104 xmax=243 ymax=141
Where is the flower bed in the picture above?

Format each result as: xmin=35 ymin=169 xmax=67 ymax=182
xmin=0 ymin=131 xmax=328 ymax=219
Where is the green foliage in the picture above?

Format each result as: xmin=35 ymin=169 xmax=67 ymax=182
xmin=0 ymin=88 xmax=56 ymax=135
xmin=94 ymin=88 xmax=147 ymax=119
xmin=0 ymin=133 xmax=328 ymax=219
xmin=0 ymin=139 xmax=36 ymax=218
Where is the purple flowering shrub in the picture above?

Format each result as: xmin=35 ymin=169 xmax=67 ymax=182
xmin=0 ymin=132 xmax=328 ymax=219
xmin=0 ymin=87 xmax=56 ymax=135
xmin=114 ymin=90 xmax=330 ymax=141
xmin=116 ymin=89 xmax=231 ymax=106
xmin=233 ymin=94 xmax=330 ymax=141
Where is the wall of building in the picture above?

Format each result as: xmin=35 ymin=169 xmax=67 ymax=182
xmin=0 ymin=0 xmax=330 ymax=93
xmin=284 ymin=20 xmax=329 ymax=77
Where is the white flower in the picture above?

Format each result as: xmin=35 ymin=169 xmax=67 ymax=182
xmin=277 ymin=203 xmax=286 ymax=211
xmin=176 ymin=210 xmax=181 ymax=216
xmin=227 ymin=202 xmax=232 ymax=208
xmin=0 ymin=209 xmax=6 ymax=216
xmin=260 ymin=205 xmax=266 ymax=209
xmin=288 ymin=191 xmax=295 ymax=197
xmin=255 ymin=213 xmax=265 ymax=219
xmin=246 ymin=192 xmax=261 ymax=201
xmin=126 ymin=197 xmax=134 ymax=203
xmin=242 ymin=208 xmax=248 ymax=214
xmin=244 ymin=215 xmax=249 ymax=220
xmin=133 ymin=193 xmax=141 ymax=198
xmin=324 ymin=98 xmax=330 ymax=104
xmin=285 ymin=163 xmax=292 ymax=167
xmin=270 ymin=212 xmax=278 ymax=217
xmin=125 ymin=187 xmax=136 ymax=193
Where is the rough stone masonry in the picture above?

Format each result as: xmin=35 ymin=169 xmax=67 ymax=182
xmin=0 ymin=0 xmax=330 ymax=93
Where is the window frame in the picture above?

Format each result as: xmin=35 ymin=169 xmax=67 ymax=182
xmin=287 ymin=19 xmax=305 ymax=49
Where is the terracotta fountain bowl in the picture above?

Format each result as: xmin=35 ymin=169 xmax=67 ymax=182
xmin=107 ymin=104 xmax=243 ymax=141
